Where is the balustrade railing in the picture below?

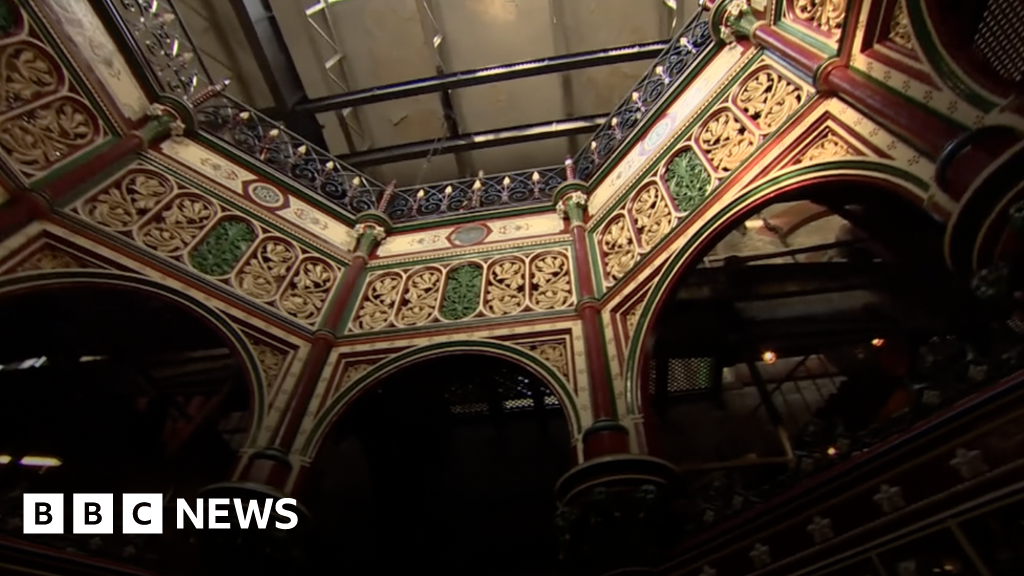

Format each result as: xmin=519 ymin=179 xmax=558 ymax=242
xmin=194 ymin=95 xmax=386 ymax=215
xmin=103 ymin=0 xmax=713 ymax=224
xmin=572 ymin=11 xmax=713 ymax=182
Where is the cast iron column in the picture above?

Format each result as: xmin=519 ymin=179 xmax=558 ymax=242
xmin=553 ymin=180 xmax=681 ymax=576
xmin=556 ymin=185 xmax=631 ymax=459
xmin=240 ymin=215 xmax=387 ymax=491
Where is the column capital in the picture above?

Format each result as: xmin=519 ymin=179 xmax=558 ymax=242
xmin=557 ymin=191 xmax=589 ymax=224
xmin=711 ymin=0 xmax=759 ymax=44
xmin=353 ymin=221 xmax=387 ymax=256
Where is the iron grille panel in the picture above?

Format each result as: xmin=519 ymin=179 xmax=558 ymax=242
xmin=976 ymin=0 xmax=1024 ymax=83
xmin=667 ymin=358 xmax=715 ymax=394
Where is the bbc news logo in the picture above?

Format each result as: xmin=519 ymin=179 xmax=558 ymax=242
xmin=23 ymin=494 xmax=298 ymax=534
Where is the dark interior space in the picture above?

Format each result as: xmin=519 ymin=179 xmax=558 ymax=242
xmin=642 ymin=181 xmax=1013 ymax=527
xmin=306 ymin=353 xmax=575 ymax=576
xmin=0 ymin=285 xmax=252 ymax=567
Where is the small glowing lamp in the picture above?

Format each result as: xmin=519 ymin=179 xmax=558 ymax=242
xmin=761 ymin=350 xmax=777 ymax=364
xmin=19 ymin=456 xmax=61 ymax=468
xmin=871 ymin=338 xmax=885 ymax=347
xmin=0 ymin=455 xmax=11 ymax=465
xmin=826 ymin=446 xmax=838 ymax=457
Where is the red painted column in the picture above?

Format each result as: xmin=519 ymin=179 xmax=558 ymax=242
xmin=558 ymin=186 xmax=631 ymax=459
xmin=240 ymin=220 xmax=385 ymax=491
xmin=750 ymin=25 xmax=824 ymax=78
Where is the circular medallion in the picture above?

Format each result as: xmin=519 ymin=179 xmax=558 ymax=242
xmin=249 ymin=183 xmax=284 ymax=208
xmin=450 ymin=224 xmax=488 ymax=246
xmin=640 ymin=114 xmax=674 ymax=156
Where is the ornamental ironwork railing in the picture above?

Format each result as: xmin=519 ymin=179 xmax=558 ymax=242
xmin=572 ymin=11 xmax=712 ymax=182
xmin=385 ymin=165 xmax=567 ymax=222
xmin=195 ymin=95 xmax=386 ymax=214
xmin=104 ymin=0 xmax=212 ymax=99
xmin=102 ymin=0 xmax=712 ymax=224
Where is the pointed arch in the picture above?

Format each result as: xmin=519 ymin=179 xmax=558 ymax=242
xmin=622 ymin=160 xmax=935 ymax=414
xmin=0 ymin=269 xmax=266 ymax=447
xmin=300 ymin=340 xmax=582 ymax=459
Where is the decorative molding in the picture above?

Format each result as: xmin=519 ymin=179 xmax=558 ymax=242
xmin=69 ymin=164 xmax=343 ymax=327
xmin=793 ymin=0 xmax=847 ymax=33
xmin=348 ymin=248 xmax=576 ymax=333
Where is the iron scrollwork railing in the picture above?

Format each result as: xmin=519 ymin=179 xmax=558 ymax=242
xmin=104 ymin=0 xmax=712 ymax=224
xmin=195 ymin=95 xmax=386 ymax=214
xmin=572 ymin=12 xmax=713 ymax=182
xmin=385 ymin=166 xmax=567 ymax=222
xmin=105 ymin=0 xmax=212 ymax=98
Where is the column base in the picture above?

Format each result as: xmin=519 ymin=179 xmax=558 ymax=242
xmin=555 ymin=455 xmax=681 ymax=576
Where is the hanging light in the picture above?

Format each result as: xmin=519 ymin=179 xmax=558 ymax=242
xmin=761 ymin=350 xmax=777 ymax=364
xmin=19 ymin=456 xmax=62 ymax=468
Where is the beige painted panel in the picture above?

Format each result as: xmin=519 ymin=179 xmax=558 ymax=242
xmin=41 ymin=0 xmax=150 ymax=121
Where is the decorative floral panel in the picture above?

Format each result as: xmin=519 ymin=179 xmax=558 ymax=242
xmin=787 ymin=0 xmax=848 ymax=37
xmin=0 ymin=2 xmax=106 ymax=182
xmin=71 ymin=165 xmax=343 ymax=327
xmin=595 ymin=63 xmax=806 ymax=289
xmin=349 ymin=249 xmax=576 ymax=333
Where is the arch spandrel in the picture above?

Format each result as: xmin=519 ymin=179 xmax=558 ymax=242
xmin=0 ymin=221 xmax=316 ymax=452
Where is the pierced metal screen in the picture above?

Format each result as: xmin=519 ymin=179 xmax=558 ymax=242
xmin=667 ymin=358 xmax=716 ymax=393
xmin=649 ymin=357 xmax=717 ymax=396
xmin=976 ymin=0 xmax=1024 ymax=83
xmin=444 ymin=372 xmax=561 ymax=416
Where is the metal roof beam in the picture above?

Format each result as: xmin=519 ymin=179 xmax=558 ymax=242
xmin=341 ymin=114 xmax=605 ymax=168
xmin=295 ymin=41 xmax=670 ymax=114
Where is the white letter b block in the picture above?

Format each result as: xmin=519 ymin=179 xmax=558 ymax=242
xmin=72 ymin=494 xmax=113 ymax=534
xmin=23 ymin=494 xmax=63 ymax=534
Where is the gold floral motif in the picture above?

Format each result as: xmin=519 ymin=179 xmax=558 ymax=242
xmin=0 ymin=45 xmax=61 ymax=110
xmin=340 ymin=363 xmax=374 ymax=388
xmin=250 ymin=343 xmax=286 ymax=389
xmin=736 ymin=70 xmax=804 ymax=131
xmin=527 ymin=342 xmax=570 ymax=379
xmin=697 ymin=110 xmax=758 ymax=173
xmin=395 ymin=268 xmax=443 ymax=326
xmin=234 ymin=238 xmax=299 ymax=301
xmin=278 ymin=258 xmax=336 ymax=323
xmin=485 ymin=258 xmax=527 ymax=316
xmin=529 ymin=252 xmax=573 ymax=310
xmin=630 ymin=186 xmax=674 ymax=250
xmin=798 ymin=132 xmax=857 ymax=164
xmin=0 ymin=97 xmax=99 ymax=173
xmin=81 ymin=170 xmax=175 ymax=230
xmin=601 ymin=215 xmax=638 ymax=283
xmin=794 ymin=0 xmax=846 ymax=32
xmin=353 ymin=273 xmax=403 ymax=331
xmin=14 ymin=248 xmax=91 ymax=272
xmin=626 ymin=306 xmax=642 ymax=334
xmin=888 ymin=0 xmax=914 ymax=49
xmin=136 ymin=195 xmax=217 ymax=255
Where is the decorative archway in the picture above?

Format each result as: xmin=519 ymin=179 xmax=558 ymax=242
xmin=301 ymin=339 xmax=582 ymax=458
xmin=0 ymin=269 xmax=266 ymax=446
xmin=622 ymin=160 xmax=937 ymax=415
